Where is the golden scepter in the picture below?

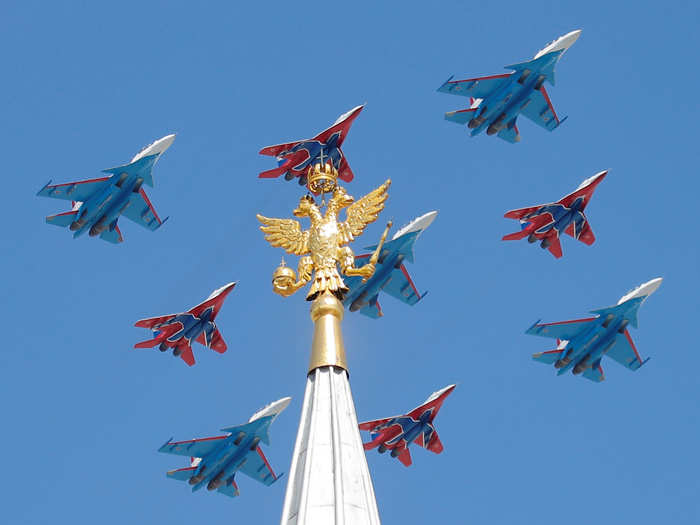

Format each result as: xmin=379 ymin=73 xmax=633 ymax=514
xmin=362 ymin=220 xmax=393 ymax=283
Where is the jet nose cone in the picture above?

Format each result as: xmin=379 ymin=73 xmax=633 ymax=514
xmin=249 ymin=396 xmax=292 ymax=422
xmin=534 ymin=29 xmax=582 ymax=59
xmin=560 ymin=29 xmax=582 ymax=49
xmin=131 ymin=133 xmax=176 ymax=162
xmin=207 ymin=281 xmax=237 ymax=300
xmin=617 ymin=277 xmax=663 ymax=304
xmin=392 ymin=210 xmax=438 ymax=240
xmin=639 ymin=277 xmax=663 ymax=297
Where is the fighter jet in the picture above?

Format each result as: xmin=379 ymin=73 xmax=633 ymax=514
xmin=343 ymin=211 xmax=436 ymax=318
xmin=527 ymin=278 xmax=662 ymax=382
xmin=259 ymin=105 xmax=363 ymax=186
xmin=359 ymin=384 xmax=455 ymax=467
xmin=134 ymin=282 xmax=236 ymax=366
xmin=36 ymin=134 xmax=173 ymax=243
xmin=502 ymin=170 xmax=607 ymax=258
xmin=437 ymin=30 xmax=581 ymax=142
xmin=159 ymin=397 xmax=290 ymax=498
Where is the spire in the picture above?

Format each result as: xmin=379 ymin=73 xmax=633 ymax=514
xmin=280 ymin=293 xmax=381 ymax=524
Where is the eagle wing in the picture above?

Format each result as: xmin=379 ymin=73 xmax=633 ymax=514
xmin=338 ymin=179 xmax=391 ymax=245
xmin=256 ymin=214 xmax=310 ymax=255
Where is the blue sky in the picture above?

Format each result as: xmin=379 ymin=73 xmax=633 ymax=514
xmin=2 ymin=1 xmax=699 ymax=523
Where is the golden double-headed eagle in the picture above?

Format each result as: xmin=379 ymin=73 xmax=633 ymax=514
xmin=257 ymin=177 xmax=391 ymax=300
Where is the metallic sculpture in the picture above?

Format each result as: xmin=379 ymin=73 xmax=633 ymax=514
xmin=257 ymin=162 xmax=391 ymax=301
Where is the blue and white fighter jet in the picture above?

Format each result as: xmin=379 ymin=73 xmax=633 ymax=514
xmin=37 ymin=134 xmax=173 ymax=243
xmin=438 ymin=30 xmax=581 ymax=142
xmin=527 ymin=278 xmax=662 ymax=382
xmin=343 ymin=211 xmax=436 ymax=318
xmin=159 ymin=397 xmax=290 ymax=498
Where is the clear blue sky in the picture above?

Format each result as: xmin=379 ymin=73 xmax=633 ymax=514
xmin=2 ymin=1 xmax=699 ymax=523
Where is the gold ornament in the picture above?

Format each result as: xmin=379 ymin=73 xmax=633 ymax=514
xmin=306 ymin=161 xmax=338 ymax=195
xmin=257 ymin=180 xmax=392 ymax=301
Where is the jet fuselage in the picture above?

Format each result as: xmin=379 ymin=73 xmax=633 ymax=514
xmin=470 ymin=51 xmax=562 ymax=136
xmin=555 ymin=298 xmax=643 ymax=376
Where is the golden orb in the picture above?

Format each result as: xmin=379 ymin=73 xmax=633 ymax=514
xmin=272 ymin=260 xmax=297 ymax=296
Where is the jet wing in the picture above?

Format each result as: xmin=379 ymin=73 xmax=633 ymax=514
xmin=37 ymin=177 xmax=110 ymax=202
xmin=134 ymin=314 xmax=178 ymax=329
xmin=382 ymin=265 xmax=422 ymax=306
xmin=519 ymin=87 xmax=561 ymax=131
xmin=606 ymin=330 xmax=647 ymax=371
xmin=121 ymin=189 xmax=165 ymax=231
xmin=258 ymin=150 xmax=308 ymax=178
xmin=504 ymin=205 xmax=546 ymax=220
xmin=238 ymin=447 xmax=281 ymax=486
xmin=159 ymin=435 xmax=228 ymax=458
xmin=358 ymin=417 xmax=395 ymax=432
xmin=438 ymin=73 xmax=512 ymax=99
xmin=260 ymin=141 xmax=305 ymax=157
xmin=526 ymin=317 xmax=598 ymax=341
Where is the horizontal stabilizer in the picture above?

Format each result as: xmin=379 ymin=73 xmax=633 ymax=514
xmin=532 ymin=349 xmax=563 ymax=365
xmin=444 ymin=108 xmax=478 ymax=125
xmin=179 ymin=345 xmax=195 ymax=367
xmin=134 ymin=336 xmax=161 ymax=348
xmin=166 ymin=466 xmax=196 ymax=482
xmin=397 ymin=447 xmax=412 ymax=467
xmin=502 ymin=228 xmax=530 ymax=241
xmin=45 ymin=210 xmax=78 ymax=228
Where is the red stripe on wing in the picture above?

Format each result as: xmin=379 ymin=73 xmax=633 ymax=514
xmin=399 ymin=264 xmax=420 ymax=299
xmin=540 ymin=87 xmax=560 ymax=124
xmin=624 ymin=329 xmax=644 ymax=366
xmin=256 ymin=447 xmax=277 ymax=480
xmin=138 ymin=188 xmax=162 ymax=224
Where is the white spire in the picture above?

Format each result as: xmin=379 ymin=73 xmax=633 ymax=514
xmin=280 ymin=367 xmax=381 ymax=525
xmin=280 ymin=293 xmax=381 ymax=524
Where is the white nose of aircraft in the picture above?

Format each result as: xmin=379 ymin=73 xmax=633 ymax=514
xmin=533 ymin=29 xmax=582 ymax=59
xmin=617 ymin=277 xmax=663 ymax=305
xmin=249 ymin=396 xmax=292 ymax=423
xmin=131 ymin=133 xmax=176 ymax=163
